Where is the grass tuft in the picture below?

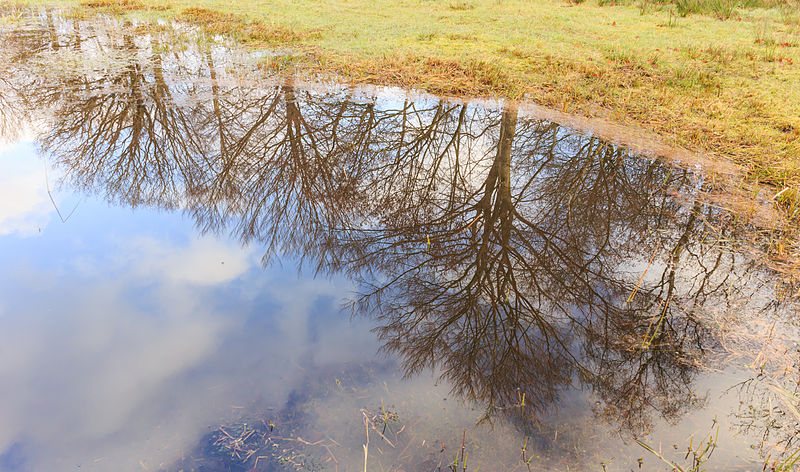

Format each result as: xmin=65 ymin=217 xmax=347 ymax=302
xmin=180 ymin=7 xmax=321 ymax=44
xmin=448 ymin=1 xmax=476 ymax=9
xmin=319 ymin=54 xmax=515 ymax=97
xmin=79 ymin=0 xmax=147 ymax=11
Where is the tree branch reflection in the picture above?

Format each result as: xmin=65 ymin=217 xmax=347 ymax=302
xmin=0 ymin=16 xmax=782 ymax=438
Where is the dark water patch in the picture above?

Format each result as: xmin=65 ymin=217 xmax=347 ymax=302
xmin=0 ymin=10 xmax=798 ymax=472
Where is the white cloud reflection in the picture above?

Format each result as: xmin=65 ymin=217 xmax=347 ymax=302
xmin=0 ymin=144 xmax=53 ymax=237
xmin=130 ymin=236 xmax=255 ymax=285
xmin=0 ymin=229 xmax=373 ymax=472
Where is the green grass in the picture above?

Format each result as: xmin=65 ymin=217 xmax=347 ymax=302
xmin=7 ymin=0 xmax=800 ymax=209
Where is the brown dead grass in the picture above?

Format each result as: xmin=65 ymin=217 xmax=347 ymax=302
xmin=79 ymin=0 xmax=147 ymax=11
xmin=302 ymin=54 xmax=517 ymax=98
xmin=180 ymin=7 xmax=320 ymax=44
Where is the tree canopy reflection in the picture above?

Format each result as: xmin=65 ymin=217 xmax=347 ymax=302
xmin=0 ymin=16 xmax=780 ymax=437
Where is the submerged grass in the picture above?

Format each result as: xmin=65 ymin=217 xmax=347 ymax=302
xmin=634 ymin=421 xmax=719 ymax=472
xmin=14 ymin=0 xmax=800 ymax=216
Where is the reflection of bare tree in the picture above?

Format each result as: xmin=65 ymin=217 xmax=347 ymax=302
xmin=0 ymin=13 xmax=789 ymax=441
xmin=719 ymin=305 xmax=800 ymax=463
xmin=733 ymin=376 xmax=800 ymax=464
xmin=0 ymin=73 xmax=27 ymax=143
xmin=326 ymin=105 xmax=725 ymax=434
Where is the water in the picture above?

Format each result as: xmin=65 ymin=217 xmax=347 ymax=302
xmin=0 ymin=9 xmax=798 ymax=472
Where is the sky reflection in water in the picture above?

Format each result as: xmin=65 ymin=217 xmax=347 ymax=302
xmin=0 ymin=143 xmax=384 ymax=472
xmin=0 ymin=10 xmax=798 ymax=472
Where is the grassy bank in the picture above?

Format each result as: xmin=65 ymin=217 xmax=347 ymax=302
xmin=10 ymin=0 xmax=800 ymax=210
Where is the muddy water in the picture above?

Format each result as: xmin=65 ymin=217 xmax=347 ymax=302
xmin=0 ymin=9 xmax=798 ymax=472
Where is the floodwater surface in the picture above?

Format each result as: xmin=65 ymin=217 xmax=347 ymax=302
xmin=0 ymin=10 xmax=799 ymax=472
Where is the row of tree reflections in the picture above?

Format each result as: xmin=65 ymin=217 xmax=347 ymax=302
xmin=1 ymin=12 xmax=795 ymax=450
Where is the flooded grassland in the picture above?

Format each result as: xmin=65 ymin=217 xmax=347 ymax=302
xmin=0 ymin=11 xmax=799 ymax=472
xmin=13 ymin=0 xmax=800 ymax=214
